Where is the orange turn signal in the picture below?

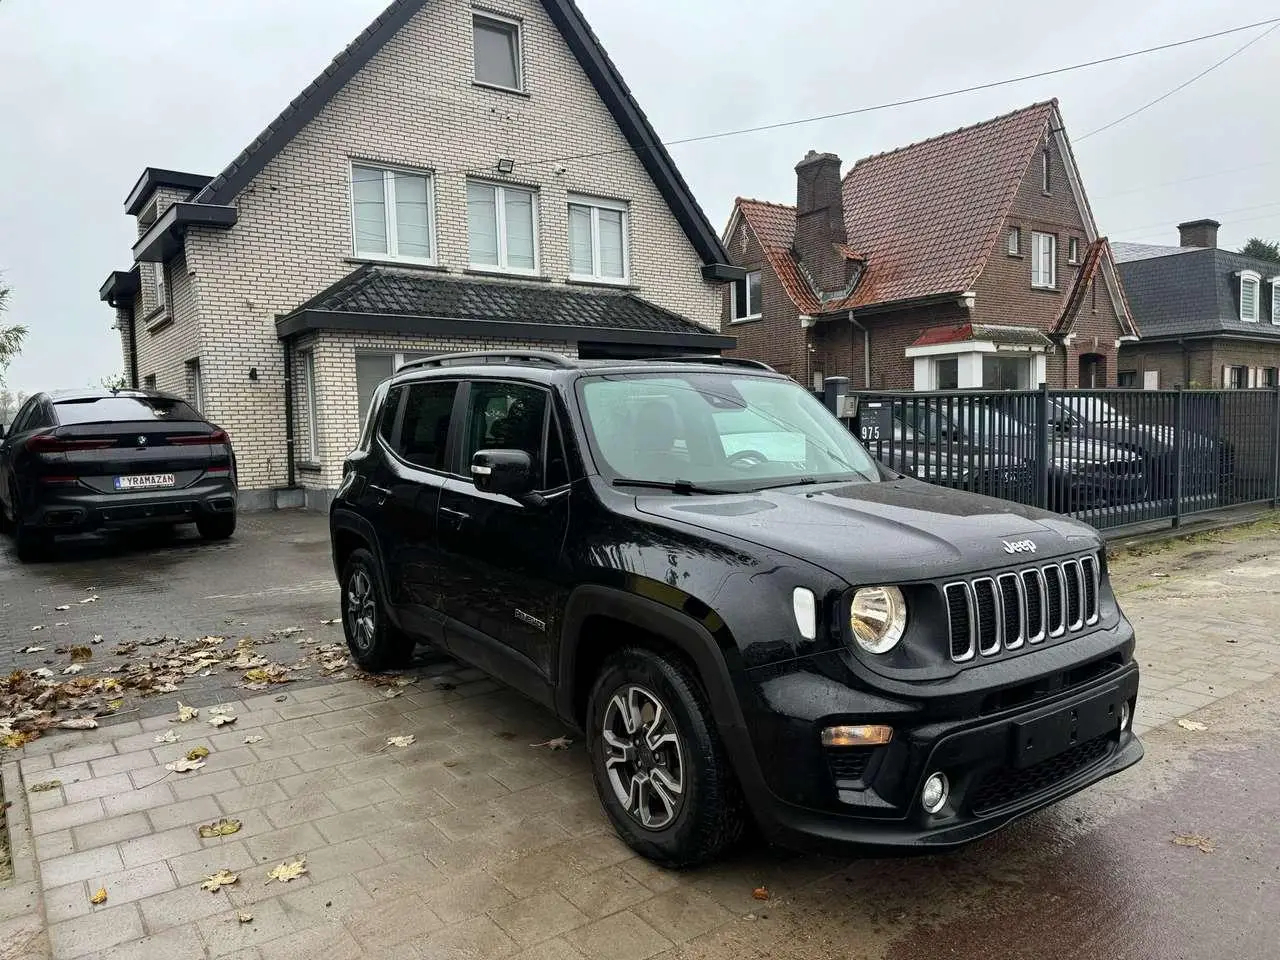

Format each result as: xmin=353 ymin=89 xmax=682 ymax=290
xmin=820 ymin=724 xmax=893 ymax=747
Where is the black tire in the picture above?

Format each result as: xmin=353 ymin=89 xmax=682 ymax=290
xmin=340 ymin=547 xmax=415 ymax=671
xmin=196 ymin=513 xmax=237 ymax=541
xmin=586 ymin=647 xmax=744 ymax=868
xmin=14 ymin=522 xmax=50 ymax=563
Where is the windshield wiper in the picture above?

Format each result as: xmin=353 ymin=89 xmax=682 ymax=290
xmin=611 ymin=478 xmax=727 ymax=495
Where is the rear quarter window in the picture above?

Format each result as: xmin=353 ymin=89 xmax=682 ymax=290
xmin=54 ymin=396 xmax=203 ymax=425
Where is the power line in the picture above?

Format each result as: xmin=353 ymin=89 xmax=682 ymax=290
xmin=1092 ymin=158 xmax=1280 ymax=201
xmin=1112 ymin=199 xmax=1280 ymax=240
xmin=1078 ymin=22 xmax=1280 ymax=140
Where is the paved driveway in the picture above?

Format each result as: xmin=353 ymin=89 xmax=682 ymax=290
xmin=3 ymin=513 xmax=1280 ymax=959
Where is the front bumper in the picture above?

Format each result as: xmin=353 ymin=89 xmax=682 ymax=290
xmin=26 ymin=479 xmax=237 ymax=532
xmin=725 ymin=626 xmax=1142 ymax=853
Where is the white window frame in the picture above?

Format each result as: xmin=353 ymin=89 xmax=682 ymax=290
xmin=567 ymin=194 xmax=630 ymax=283
xmin=1068 ymin=237 xmax=1080 ymax=264
xmin=466 ymin=179 xmax=539 ymax=275
xmin=1270 ymin=278 xmax=1280 ymax=325
xmin=302 ymin=351 xmax=319 ymax=461
xmin=731 ymin=270 xmax=762 ymax=322
xmin=350 ymin=162 xmax=436 ymax=264
xmin=472 ymin=11 xmax=523 ymax=93
xmin=1239 ymin=269 xmax=1261 ymax=322
xmin=152 ymin=262 xmax=167 ymax=311
xmin=1031 ymin=232 xmax=1056 ymax=289
xmin=1006 ymin=227 xmax=1020 ymax=256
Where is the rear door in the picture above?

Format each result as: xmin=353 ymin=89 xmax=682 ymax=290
xmin=0 ymin=397 xmax=45 ymax=514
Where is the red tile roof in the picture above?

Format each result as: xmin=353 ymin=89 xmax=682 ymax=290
xmin=1053 ymin=238 xmax=1139 ymax=338
xmin=733 ymin=101 xmax=1057 ymax=314
xmin=909 ymin=323 xmax=1052 ymax=349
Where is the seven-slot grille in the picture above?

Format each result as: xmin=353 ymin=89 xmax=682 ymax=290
xmin=945 ymin=555 xmax=1100 ymax=662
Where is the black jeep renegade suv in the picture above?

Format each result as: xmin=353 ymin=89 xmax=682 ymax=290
xmin=330 ymin=351 xmax=1141 ymax=867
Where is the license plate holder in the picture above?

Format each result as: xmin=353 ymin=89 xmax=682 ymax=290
xmin=1011 ymin=687 xmax=1121 ymax=768
xmin=113 ymin=474 xmax=176 ymax=491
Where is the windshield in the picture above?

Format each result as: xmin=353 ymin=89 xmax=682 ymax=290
xmin=577 ymin=372 xmax=880 ymax=490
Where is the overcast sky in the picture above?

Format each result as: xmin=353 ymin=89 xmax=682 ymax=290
xmin=2 ymin=0 xmax=1278 ymax=394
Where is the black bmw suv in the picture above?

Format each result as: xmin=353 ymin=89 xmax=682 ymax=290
xmin=0 ymin=389 xmax=237 ymax=561
xmin=330 ymin=351 xmax=1142 ymax=866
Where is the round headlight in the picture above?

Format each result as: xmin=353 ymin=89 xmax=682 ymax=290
xmin=850 ymin=586 xmax=907 ymax=654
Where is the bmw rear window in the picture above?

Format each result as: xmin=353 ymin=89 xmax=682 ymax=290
xmin=54 ymin=397 xmax=204 ymax=425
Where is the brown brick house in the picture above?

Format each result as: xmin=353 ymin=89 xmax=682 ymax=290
xmin=1116 ymin=220 xmax=1280 ymax=389
xmin=722 ymin=101 xmax=1138 ymax=391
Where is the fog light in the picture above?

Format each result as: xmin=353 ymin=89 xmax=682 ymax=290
xmin=821 ymin=725 xmax=893 ymax=747
xmin=1119 ymin=700 xmax=1131 ymax=734
xmin=921 ymin=772 xmax=949 ymax=814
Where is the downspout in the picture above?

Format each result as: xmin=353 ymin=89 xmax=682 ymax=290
xmin=282 ymin=339 xmax=296 ymax=489
xmin=848 ymin=311 xmax=870 ymax=389
xmin=124 ymin=307 xmax=139 ymax=389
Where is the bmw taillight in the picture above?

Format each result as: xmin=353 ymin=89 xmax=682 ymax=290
xmin=26 ymin=434 xmax=114 ymax=453
xmin=170 ymin=429 xmax=229 ymax=446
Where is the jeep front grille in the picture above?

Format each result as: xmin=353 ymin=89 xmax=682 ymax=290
xmin=945 ymin=555 xmax=1100 ymax=663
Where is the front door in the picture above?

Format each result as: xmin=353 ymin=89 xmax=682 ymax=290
xmin=435 ymin=380 xmax=571 ymax=703
xmin=1079 ymin=353 xmax=1105 ymax=388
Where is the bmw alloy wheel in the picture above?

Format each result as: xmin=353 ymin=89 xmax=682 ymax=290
xmin=601 ymin=684 xmax=686 ymax=830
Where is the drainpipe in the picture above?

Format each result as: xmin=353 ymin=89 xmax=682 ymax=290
xmin=123 ymin=308 xmax=140 ymax=389
xmin=282 ymin=340 xmax=296 ymax=489
xmin=848 ymin=311 xmax=870 ymax=389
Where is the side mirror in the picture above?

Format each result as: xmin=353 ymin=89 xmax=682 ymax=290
xmin=471 ymin=449 xmax=536 ymax=498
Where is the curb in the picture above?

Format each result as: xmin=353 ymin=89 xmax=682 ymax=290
xmin=1104 ymin=506 xmax=1276 ymax=552
xmin=0 ymin=760 xmax=51 ymax=960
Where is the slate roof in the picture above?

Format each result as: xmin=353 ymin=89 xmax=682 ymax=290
xmin=910 ymin=323 xmax=1052 ymax=349
xmin=1111 ymin=241 xmax=1199 ymax=264
xmin=734 ymin=102 xmax=1056 ymax=315
xmin=1118 ymin=247 xmax=1280 ymax=340
xmin=279 ymin=266 xmax=727 ymax=341
xmin=188 ymin=0 xmax=733 ymax=272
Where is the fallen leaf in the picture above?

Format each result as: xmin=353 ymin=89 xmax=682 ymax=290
xmin=31 ymin=625 xmax=45 ymax=632
xmin=154 ymin=730 xmax=179 ymax=744
xmin=752 ymin=886 xmax=770 ymax=901
xmin=530 ymin=736 xmax=573 ymax=751
xmin=54 ymin=622 xmax=69 ymax=628
xmin=70 ymin=646 xmax=93 ymax=662
xmin=61 ymin=665 xmax=84 ymax=676
xmin=80 ymin=596 xmax=99 ymax=604
xmin=20 ymin=646 xmax=44 ymax=654
xmin=176 ymin=702 xmax=198 ymax=722
xmin=54 ymin=605 xmax=70 ymax=612
xmin=320 ymin=618 xmax=340 ymax=625
xmin=237 ymin=912 xmax=253 ymax=923
xmin=2 ymin=732 xmax=35 ymax=749
xmin=384 ymin=689 xmax=403 ymax=699
xmin=243 ymin=735 xmax=264 ymax=744
xmin=265 ymin=858 xmax=307 ymax=884
xmin=90 ymin=887 xmax=108 ymax=905
xmin=386 ymin=735 xmax=416 ymax=748
xmin=29 ymin=780 xmax=62 ymax=792
xmin=31 ymin=668 xmax=54 ymax=679
xmin=58 ymin=717 xmax=99 ymax=730
xmin=1173 ymin=834 xmax=1215 ymax=854
xmin=1177 ymin=719 xmax=1208 ymax=732
xmin=166 ymin=758 xmax=206 ymax=773
xmin=208 ymin=714 xmax=237 ymax=727
xmin=201 ymin=870 xmax=239 ymax=892
xmin=91 ymin=635 xmax=104 ymax=645
xmin=186 ymin=746 xmax=211 ymax=761
xmin=106 ymin=698 xmax=124 ymax=710
xmin=198 ymin=818 xmax=242 ymax=839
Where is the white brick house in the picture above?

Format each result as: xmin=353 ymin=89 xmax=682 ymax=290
xmin=100 ymin=0 xmax=739 ymax=509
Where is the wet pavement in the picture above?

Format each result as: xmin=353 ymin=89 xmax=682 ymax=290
xmin=3 ymin=513 xmax=1280 ymax=958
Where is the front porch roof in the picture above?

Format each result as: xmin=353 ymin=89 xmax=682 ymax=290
xmin=275 ymin=266 xmax=737 ymax=350
xmin=908 ymin=322 xmax=1053 ymax=351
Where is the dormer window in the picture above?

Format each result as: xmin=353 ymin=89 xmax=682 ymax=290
xmin=1239 ymin=270 xmax=1261 ymax=322
xmin=473 ymin=12 xmax=522 ymax=92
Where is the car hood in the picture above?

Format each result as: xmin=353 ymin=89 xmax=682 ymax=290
xmin=635 ymin=477 xmax=1098 ymax=586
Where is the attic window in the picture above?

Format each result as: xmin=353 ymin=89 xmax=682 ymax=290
xmin=473 ymin=12 xmax=522 ymax=92
xmin=1007 ymin=227 xmax=1020 ymax=256
xmin=1240 ymin=270 xmax=1261 ymax=322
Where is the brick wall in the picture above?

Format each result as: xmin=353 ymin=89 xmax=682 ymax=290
xmin=722 ymin=217 xmax=808 ymax=381
xmin=1117 ymin=339 xmax=1280 ymax=389
xmin=120 ymin=0 xmax=722 ymax=500
xmin=131 ymin=250 xmax=202 ymax=398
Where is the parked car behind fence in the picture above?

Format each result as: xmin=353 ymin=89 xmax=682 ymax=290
xmin=846 ymin=385 xmax=1277 ymax=531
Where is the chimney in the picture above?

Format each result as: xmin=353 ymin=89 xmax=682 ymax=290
xmin=794 ymin=150 xmax=849 ymax=293
xmin=1178 ymin=219 xmax=1220 ymax=249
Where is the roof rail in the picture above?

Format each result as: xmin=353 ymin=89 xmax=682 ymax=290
xmin=397 ymin=350 xmax=578 ymax=372
xmin=656 ymin=355 xmax=776 ymax=371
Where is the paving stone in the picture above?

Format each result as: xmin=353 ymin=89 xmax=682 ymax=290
xmin=312 ymin=807 xmax=383 ymax=846
xmin=322 ymin=777 xmax=400 ymax=812
xmin=89 ymin=749 xmax=164 ymax=780
xmin=102 ymin=782 xmax=177 ymax=818
xmin=433 ymin=771 xmax=510 ymax=808
xmin=413 ymin=915 xmax=518 ymax=959
xmin=490 ymin=846 xmax=594 ymax=898
xmin=71 ymin=813 xmax=153 ymax=852
xmin=146 ymin=793 xmax=225 ymax=833
xmin=138 ymin=881 xmax=235 ymax=933
xmin=343 ymin=893 xmax=443 ymax=952
xmin=275 ymin=874 xmax=373 ymax=924
xmin=92 ymin=860 xmax=179 ymax=907
xmin=61 ymin=770 xmax=137 ymax=805
xmin=25 ymin=784 xmax=68 ymax=814
xmin=558 ymin=865 xmax=656 ymax=918
xmin=289 ymin=744 xmax=360 ymax=773
xmin=565 ymin=910 xmax=672 ymax=960
xmin=96 ymin=923 xmax=207 ymax=960
xmin=305 ymin=837 xmax=383 ymax=881
xmin=197 ymin=898 xmax=294 ymax=959
xmin=165 ymin=839 xmax=256 ymax=886
xmin=369 ymin=821 xmax=454 ymax=865
xmin=50 ymin=741 xmax=118 ymax=768
xmin=257 ymin=918 xmax=363 ymax=960
xmin=354 ymin=853 xmax=447 ymax=902
xmin=41 ymin=843 xmax=126 ymax=889
xmin=42 ymin=881 xmax=92 ymax=925
xmin=212 ymin=781 xmax=289 ymax=814
xmin=512 ymin=937 xmax=589 ymax=960
xmin=32 ymin=798 xmax=106 ymax=836
xmin=299 ymin=724 xmax=368 ymax=751
xmin=489 ymin=890 xmax=589 ymax=946
xmin=424 ymin=870 xmax=516 ymax=923
xmin=118 ymin=825 xmax=203 ymax=869
xmin=634 ymin=889 xmax=734 ymax=943
xmin=234 ymin=758 xmax=304 ymax=788
xmin=36 ymin=829 xmax=77 ymax=861
xmin=244 ymin=823 xmax=324 ymax=865
xmin=172 ymin=768 xmax=243 ymax=803
xmin=261 ymin=792 xmax=339 ymax=830
xmin=20 ymin=754 xmax=54 ymax=775
xmin=47 ymin=902 xmax=144 ymax=959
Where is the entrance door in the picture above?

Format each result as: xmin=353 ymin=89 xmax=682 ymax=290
xmin=1079 ymin=353 xmax=1106 ymax=388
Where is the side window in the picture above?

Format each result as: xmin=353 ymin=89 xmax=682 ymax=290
xmin=462 ymin=382 xmax=549 ymax=483
xmin=396 ymin=382 xmax=457 ymax=471
xmin=377 ymin=386 xmax=404 ymax=447
xmin=9 ymin=399 xmax=37 ymax=434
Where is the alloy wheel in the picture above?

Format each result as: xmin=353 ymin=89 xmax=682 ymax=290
xmin=345 ymin=567 xmax=377 ymax=653
xmin=601 ymin=683 xmax=686 ymax=830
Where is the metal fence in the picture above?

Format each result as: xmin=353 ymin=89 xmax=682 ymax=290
xmin=837 ymin=385 xmax=1280 ymax=531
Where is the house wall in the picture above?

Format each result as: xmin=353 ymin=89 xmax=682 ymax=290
xmin=722 ymin=218 xmax=808 ymax=382
xmin=133 ymin=0 xmax=721 ymax=502
xmin=130 ymin=250 xmax=204 ymax=399
xmin=811 ymin=301 xmax=972 ymax=391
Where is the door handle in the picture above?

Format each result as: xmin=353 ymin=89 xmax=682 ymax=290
xmin=440 ymin=506 xmax=470 ymax=527
xmin=368 ymin=483 xmax=392 ymax=505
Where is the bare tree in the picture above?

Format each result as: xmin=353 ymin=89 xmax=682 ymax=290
xmin=0 ymin=280 xmax=29 ymax=389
